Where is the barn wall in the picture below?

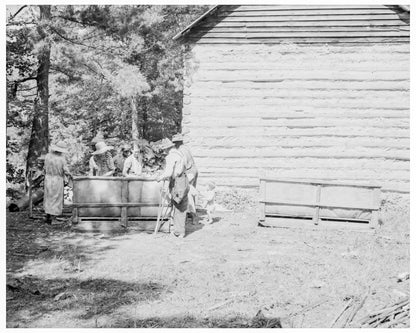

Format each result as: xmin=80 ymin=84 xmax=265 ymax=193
xmin=181 ymin=5 xmax=410 ymax=193
xmin=185 ymin=5 xmax=409 ymax=43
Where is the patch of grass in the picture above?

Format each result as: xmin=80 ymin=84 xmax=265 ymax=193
xmin=110 ymin=314 xmax=282 ymax=328
xmin=215 ymin=188 xmax=257 ymax=211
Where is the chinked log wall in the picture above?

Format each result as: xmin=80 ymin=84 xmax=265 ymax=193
xmin=181 ymin=5 xmax=410 ymax=192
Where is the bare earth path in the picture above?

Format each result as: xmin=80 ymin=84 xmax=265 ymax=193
xmin=6 ymin=208 xmax=409 ymax=328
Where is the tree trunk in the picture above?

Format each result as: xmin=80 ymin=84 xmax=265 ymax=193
xmin=26 ymin=5 xmax=51 ymax=181
xmin=142 ymin=101 xmax=148 ymax=140
xmin=131 ymin=96 xmax=139 ymax=142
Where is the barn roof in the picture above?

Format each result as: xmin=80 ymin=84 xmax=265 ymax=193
xmin=173 ymin=4 xmax=410 ymax=41
xmin=173 ymin=6 xmax=219 ymax=41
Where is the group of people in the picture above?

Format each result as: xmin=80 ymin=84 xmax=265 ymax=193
xmin=88 ymin=141 xmax=142 ymax=177
xmin=40 ymin=133 xmax=215 ymax=234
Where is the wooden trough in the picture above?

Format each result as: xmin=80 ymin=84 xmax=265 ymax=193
xmin=259 ymin=178 xmax=381 ymax=229
xmin=71 ymin=176 xmax=171 ymax=233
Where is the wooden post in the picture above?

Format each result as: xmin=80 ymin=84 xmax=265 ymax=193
xmin=72 ymin=207 xmax=79 ymax=225
xmin=313 ymin=184 xmax=321 ymax=225
xmin=259 ymin=179 xmax=266 ymax=223
xmin=72 ymin=178 xmax=80 ymax=224
xmin=28 ymin=170 xmax=33 ymax=218
xmin=120 ymin=179 xmax=128 ymax=228
xmin=370 ymin=187 xmax=381 ymax=229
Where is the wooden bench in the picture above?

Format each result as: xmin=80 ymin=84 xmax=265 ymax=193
xmin=259 ymin=178 xmax=381 ymax=229
xmin=72 ymin=176 xmax=171 ymax=232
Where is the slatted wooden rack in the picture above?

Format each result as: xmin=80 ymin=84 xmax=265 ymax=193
xmin=259 ymin=178 xmax=382 ymax=228
xmin=72 ymin=176 xmax=170 ymax=228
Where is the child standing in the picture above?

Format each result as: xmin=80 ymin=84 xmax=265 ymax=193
xmin=203 ymin=181 xmax=216 ymax=224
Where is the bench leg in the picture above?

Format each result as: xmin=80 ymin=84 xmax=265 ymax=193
xmin=370 ymin=209 xmax=379 ymax=229
xmin=313 ymin=206 xmax=320 ymax=225
xmin=259 ymin=180 xmax=266 ymax=224
xmin=120 ymin=207 xmax=128 ymax=228
xmin=72 ymin=207 xmax=80 ymax=225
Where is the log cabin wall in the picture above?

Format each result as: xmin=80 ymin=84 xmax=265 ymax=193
xmin=179 ymin=5 xmax=410 ymax=193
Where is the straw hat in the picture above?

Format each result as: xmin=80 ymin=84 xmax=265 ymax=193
xmin=50 ymin=141 xmax=68 ymax=153
xmin=159 ymin=138 xmax=174 ymax=150
xmin=172 ymin=133 xmax=184 ymax=143
xmin=121 ymin=143 xmax=132 ymax=152
xmin=132 ymin=145 xmax=140 ymax=153
xmin=91 ymin=132 xmax=105 ymax=144
xmin=207 ymin=181 xmax=216 ymax=189
xmin=92 ymin=141 xmax=114 ymax=155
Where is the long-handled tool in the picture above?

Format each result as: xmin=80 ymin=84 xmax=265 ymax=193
xmin=154 ymin=180 xmax=172 ymax=234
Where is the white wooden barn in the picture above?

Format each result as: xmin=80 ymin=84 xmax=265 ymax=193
xmin=174 ymin=5 xmax=410 ymax=193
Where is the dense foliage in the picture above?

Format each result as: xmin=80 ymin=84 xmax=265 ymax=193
xmin=6 ymin=5 xmax=209 ymax=197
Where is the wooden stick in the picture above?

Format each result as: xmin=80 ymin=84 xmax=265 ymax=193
xmin=285 ymin=299 xmax=328 ymax=318
xmin=366 ymin=301 xmax=409 ymax=323
xmin=344 ymin=289 xmax=370 ymax=327
xmin=154 ymin=180 xmax=167 ymax=234
xmin=364 ymin=304 xmax=409 ymax=327
xmin=208 ymin=298 xmax=234 ymax=311
xmin=359 ymin=298 xmax=409 ymax=323
xmin=330 ymin=298 xmax=354 ymax=328
xmin=387 ymin=311 xmax=410 ymax=328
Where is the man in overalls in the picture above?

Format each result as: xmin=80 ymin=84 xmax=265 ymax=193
xmin=157 ymin=138 xmax=189 ymax=238
xmin=172 ymin=133 xmax=198 ymax=223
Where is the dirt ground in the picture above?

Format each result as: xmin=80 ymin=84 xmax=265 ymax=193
xmin=6 ymin=198 xmax=410 ymax=328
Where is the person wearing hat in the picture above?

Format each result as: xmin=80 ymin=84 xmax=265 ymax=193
xmin=26 ymin=154 xmax=46 ymax=189
xmin=157 ymin=138 xmax=189 ymax=238
xmin=172 ymin=133 xmax=199 ymax=224
xmin=43 ymin=141 xmax=72 ymax=224
xmin=114 ymin=143 xmax=132 ymax=177
xmin=172 ymin=133 xmax=198 ymax=188
xmin=123 ymin=144 xmax=143 ymax=177
xmin=88 ymin=141 xmax=115 ymax=176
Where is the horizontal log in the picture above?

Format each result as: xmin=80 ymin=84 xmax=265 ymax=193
xmin=187 ymin=88 xmax=409 ymax=99
xmin=187 ymin=99 xmax=409 ymax=110
xmin=183 ymin=103 xmax=409 ymax=113
xmin=197 ymin=167 xmax=408 ymax=181
xmin=190 ymin=147 xmax=409 ymax=160
xmin=187 ymin=96 xmax=409 ymax=107
xmin=200 ymin=20 xmax=408 ymax=28
xmin=189 ymin=136 xmax=409 ymax=149
xmin=193 ymin=156 xmax=409 ymax=170
xmin=198 ymin=26 xmax=409 ymax=33
xmin=186 ymin=80 xmax=409 ymax=91
xmin=229 ymin=5 xmax=390 ymax=10
xmin=217 ymin=14 xmax=401 ymax=22
xmin=193 ymin=69 xmax=409 ymax=80
xmin=223 ymin=5 xmax=391 ymax=11
xmin=185 ymin=127 xmax=409 ymax=138
xmin=189 ymin=57 xmax=409 ymax=68
xmin=220 ymin=9 xmax=396 ymax=16
xmin=184 ymin=117 xmax=409 ymax=129
xmin=191 ymin=31 xmax=410 ymax=39
xmin=187 ymin=38 xmax=410 ymax=44
xmin=193 ymin=61 xmax=409 ymax=71
xmin=184 ymin=109 xmax=409 ymax=119
xmin=190 ymin=42 xmax=409 ymax=57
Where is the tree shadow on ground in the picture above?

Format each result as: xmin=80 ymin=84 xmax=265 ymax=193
xmin=6 ymin=212 xmax=120 ymax=273
xmin=183 ymin=210 xmax=223 ymax=237
xmin=6 ymin=276 xmax=165 ymax=328
xmin=110 ymin=313 xmax=282 ymax=328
